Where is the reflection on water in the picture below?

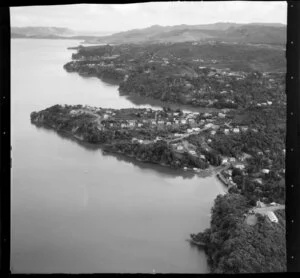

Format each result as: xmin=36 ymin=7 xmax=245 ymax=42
xmin=33 ymin=124 xmax=213 ymax=180
xmin=12 ymin=39 xmax=224 ymax=274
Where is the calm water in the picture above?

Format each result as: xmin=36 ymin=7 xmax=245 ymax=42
xmin=11 ymin=39 xmax=225 ymax=273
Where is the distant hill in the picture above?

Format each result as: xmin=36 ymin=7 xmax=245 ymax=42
xmin=11 ymin=26 xmax=76 ymax=37
xmin=11 ymin=26 xmax=116 ymax=40
xmin=11 ymin=23 xmax=286 ymax=45
xmin=85 ymin=23 xmax=286 ymax=45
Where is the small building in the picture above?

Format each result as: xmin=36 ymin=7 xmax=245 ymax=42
xmin=256 ymin=200 xmax=266 ymax=208
xmin=200 ymin=155 xmax=206 ymax=160
xmin=267 ymin=101 xmax=273 ymax=105
xmin=218 ymin=113 xmax=226 ymax=118
xmin=234 ymin=164 xmax=245 ymax=170
xmin=266 ymin=211 xmax=278 ymax=223
xmin=189 ymin=150 xmax=197 ymax=156
xmin=261 ymin=169 xmax=270 ymax=174
xmin=187 ymin=129 xmax=193 ymax=133
xmin=128 ymin=121 xmax=136 ymax=127
xmin=181 ymin=119 xmax=187 ymax=124
xmin=224 ymin=129 xmax=230 ymax=135
xmin=137 ymin=123 xmax=143 ymax=127
xmin=204 ymin=123 xmax=213 ymax=129
xmin=207 ymin=139 xmax=212 ymax=143
xmin=221 ymin=158 xmax=228 ymax=165
xmin=166 ymin=122 xmax=172 ymax=126
xmin=211 ymin=130 xmax=216 ymax=136
xmin=253 ymin=178 xmax=263 ymax=185
xmin=177 ymin=145 xmax=184 ymax=151
xmin=233 ymin=128 xmax=240 ymax=133
xmin=241 ymin=126 xmax=248 ymax=132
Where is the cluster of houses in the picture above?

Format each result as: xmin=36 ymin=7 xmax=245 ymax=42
xmin=256 ymin=101 xmax=273 ymax=107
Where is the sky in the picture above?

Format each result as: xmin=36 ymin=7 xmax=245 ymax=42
xmin=10 ymin=1 xmax=287 ymax=34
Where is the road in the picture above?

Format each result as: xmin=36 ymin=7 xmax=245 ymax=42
xmin=252 ymin=205 xmax=285 ymax=214
xmin=166 ymin=127 xmax=209 ymax=144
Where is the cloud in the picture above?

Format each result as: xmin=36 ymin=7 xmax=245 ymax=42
xmin=10 ymin=2 xmax=287 ymax=32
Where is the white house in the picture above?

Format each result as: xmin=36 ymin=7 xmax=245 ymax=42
xmin=233 ymin=128 xmax=240 ymax=133
xmin=254 ymin=178 xmax=263 ymax=185
xmin=221 ymin=158 xmax=228 ymax=165
xmin=177 ymin=145 xmax=184 ymax=151
xmin=267 ymin=101 xmax=273 ymax=105
xmin=204 ymin=123 xmax=213 ymax=129
xmin=234 ymin=164 xmax=245 ymax=170
xmin=189 ymin=150 xmax=197 ymax=156
xmin=241 ymin=126 xmax=248 ymax=132
xmin=266 ymin=211 xmax=278 ymax=223
xmin=224 ymin=129 xmax=230 ymax=135
xmin=129 ymin=121 xmax=136 ymax=127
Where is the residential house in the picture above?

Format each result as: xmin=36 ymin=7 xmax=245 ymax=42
xmin=177 ymin=145 xmax=184 ymax=151
xmin=221 ymin=158 xmax=228 ymax=165
xmin=266 ymin=211 xmax=278 ymax=223
xmin=224 ymin=129 xmax=230 ymax=135
xmin=261 ymin=169 xmax=270 ymax=174
xmin=189 ymin=150 xmax=197 ymax=156
xmin=233 ymin=128 xmax=240 ymax=133
xmin=204 ymin=123 xmax=213 ymax=129
xmin=234 ymin=164 xmax=245 ymax=170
